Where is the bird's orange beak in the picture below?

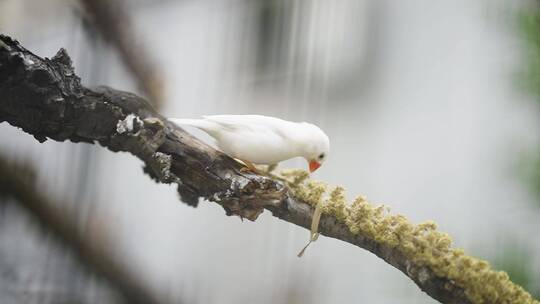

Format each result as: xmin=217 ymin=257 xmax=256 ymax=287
xmin=309 ymin=160 xmax=321 ymax=173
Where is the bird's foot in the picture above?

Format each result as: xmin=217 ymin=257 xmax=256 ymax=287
xmin=240 ymin=166 xmax=259 ymax=174
xmin=237 ymin=160 xmax=278 ymax=176
xmin=239 ymin=159 xmax=262 ymax=174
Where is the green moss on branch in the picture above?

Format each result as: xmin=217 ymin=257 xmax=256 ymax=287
xmin=276 ymin=169 xmax=539 ymax=304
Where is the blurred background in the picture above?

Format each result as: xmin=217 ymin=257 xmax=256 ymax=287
xmin=1 ymin=0 xmax=540 ymax=303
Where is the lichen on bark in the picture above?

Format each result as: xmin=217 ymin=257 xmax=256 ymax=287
xmin=276 ymin=169 xmax=539 ymax=304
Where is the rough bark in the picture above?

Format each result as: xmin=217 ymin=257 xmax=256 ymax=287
xmin=0 ymin=34 xmax=471 ymax=304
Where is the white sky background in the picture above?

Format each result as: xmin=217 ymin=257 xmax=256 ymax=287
xmin=1 ymin=0 xmax=539 ymax=303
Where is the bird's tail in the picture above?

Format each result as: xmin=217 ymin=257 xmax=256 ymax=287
xmin=169 ymin=118 xmax=214 ymax=131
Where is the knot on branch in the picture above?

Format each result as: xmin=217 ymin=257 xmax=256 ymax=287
xmin=212 ymin=175 xmax=286 ymax=221
xmin=143 ymin=151 xmax=181 ymax=185
xmin=116 ymin=113 xmax=143 ymax=135
xmin=107 ymin=116 xmax=166 ymax=158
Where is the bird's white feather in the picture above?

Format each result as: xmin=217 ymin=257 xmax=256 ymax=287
xmin=168 ymin=118 xmax=216 ymax=131
xmin=169 ymin=115 xmax=329 ymax=166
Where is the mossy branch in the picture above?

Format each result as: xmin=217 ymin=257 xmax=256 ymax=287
xmin=0 ymin=34 xmax=537 ymax=304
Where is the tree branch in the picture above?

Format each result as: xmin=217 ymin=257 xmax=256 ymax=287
xmin=76 ymin=0 xmax=164 ymax=108
xmin=0 ymin=34 xmax=537 ymax=304
xmin=0 ymin=155 xmax=168 ymax=304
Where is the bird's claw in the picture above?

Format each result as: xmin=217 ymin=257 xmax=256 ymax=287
xmin=240 ymin=166 xmax=255 ymax=173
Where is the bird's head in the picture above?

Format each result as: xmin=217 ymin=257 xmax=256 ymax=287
xmin=300 ymin=123 xmax=330 ymax=173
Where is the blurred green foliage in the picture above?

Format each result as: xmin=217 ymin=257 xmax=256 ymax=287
xmin=496 ymin=4 xmax=540 ymax=301
xmin=518 ymin=6 xmax=540 ymax=101
xmin=518 ymin=151 xmax=540 ymax=203
xmin=517 ymin=4 xmax=540 ymax=207
xmin=491 ymin=240 xmax=540 ymax=299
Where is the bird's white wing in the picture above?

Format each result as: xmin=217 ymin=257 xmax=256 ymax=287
xmin=202 ymin=115 xmax=290 ymax=138
xmin=201 ymin=115 xmax=298 ymax=164
xmin=170 ymin=114 xmax=323 ymax=165
xmin=169 ymin=117 xmax=234 ymax=139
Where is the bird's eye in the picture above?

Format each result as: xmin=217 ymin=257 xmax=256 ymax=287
xmin=318 ymin=153 xmax=325 ymax=159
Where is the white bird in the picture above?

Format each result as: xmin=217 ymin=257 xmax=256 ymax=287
xmin=169 ymin=115 xmax=330 ymax=173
